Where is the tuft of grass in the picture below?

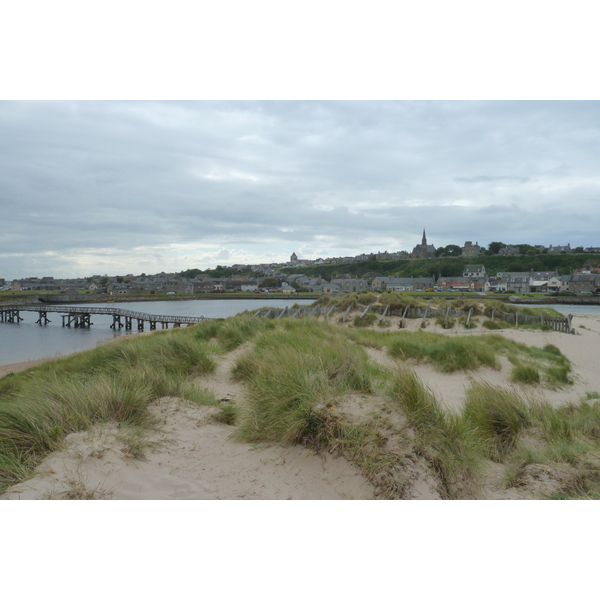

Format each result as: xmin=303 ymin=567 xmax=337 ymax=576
xmin=462 ymin=382 xmax=531 ymax=461
xmin=353 ymin=312 xmax=377 ymax=328
xmin=482 ymin=319 xmax=508 ymax=330
xmin=212 ymin=402 xmax=240 ymax=426
xmin=435 ymin=316 xmax=455 ymax=329
xmin=511 ymin=364 xmax=541 ymax=385
xmin=388 ymin=368 xmax=483 ymax=497
xmin=387 ymin=332 xmax=497 ymax=373
xmin=234 ymin=321 xmax=380 ymax=446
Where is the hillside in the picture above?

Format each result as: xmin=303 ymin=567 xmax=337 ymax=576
xmin=280 ymin=253 xmax=600 ymax=279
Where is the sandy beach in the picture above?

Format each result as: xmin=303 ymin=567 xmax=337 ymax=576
xmin=3 ymin=311 xmax=600 ymax=500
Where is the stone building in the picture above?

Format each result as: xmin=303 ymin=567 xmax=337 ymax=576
xmin=462 ymin=241 xmax=481 ymax=257
xmin=411 ymin=229 xmax=436 ymax=259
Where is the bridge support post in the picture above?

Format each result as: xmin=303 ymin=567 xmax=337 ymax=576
xmin=36 ymin=311 xmax=51 ymax=325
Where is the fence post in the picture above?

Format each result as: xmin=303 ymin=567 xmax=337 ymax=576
xmin=401 ymin=305 xmax=410 ymax=329
xmin=380 ymin=304 xmax=389 ymax=325
xmin=466 ymin=308 xmax=472 ymax=328
xmin=444 ymin=306 xmax=451 ymax=329
xmin=516 ymin=312 xmax=519 ymax=328
xmin=422 ymin=305 xmax=429 ymax=328
xmin=343 ymin=304 xmax=353 ymax=323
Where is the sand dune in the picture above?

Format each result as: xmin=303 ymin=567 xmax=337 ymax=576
xmin=3 ymin=313 xmax=600 ymax=500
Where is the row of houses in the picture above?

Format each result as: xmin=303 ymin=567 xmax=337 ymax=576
xmin=8 ymin=264 xmax=600 ymax=297
xmin=368 ymin=266 xmax=600 ymax=294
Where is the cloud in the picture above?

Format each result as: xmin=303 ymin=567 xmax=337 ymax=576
xmin=1 ymin=100 xmax=599 ymax=279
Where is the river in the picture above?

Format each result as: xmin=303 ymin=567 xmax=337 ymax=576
xmin=0 ymin=298 xmax=316 ymax=366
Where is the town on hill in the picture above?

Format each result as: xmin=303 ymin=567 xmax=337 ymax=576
xmin=3 ymin=235 xmax=600 ymax=297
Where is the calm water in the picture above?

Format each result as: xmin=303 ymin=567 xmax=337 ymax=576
xmin=523 ymin=304 xmax=600 ymax=317
xmin=0 ymin=298 xmax=315 ymax=366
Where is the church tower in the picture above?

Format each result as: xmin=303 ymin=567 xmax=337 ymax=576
xmin=411 ymin=228 xmax=436 ymax=259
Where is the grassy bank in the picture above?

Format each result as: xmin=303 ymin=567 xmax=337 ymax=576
xmin=0 ymin=329 xmax=220 ymax=489
xmin=2 ymin=313 xmax=597 ymax=499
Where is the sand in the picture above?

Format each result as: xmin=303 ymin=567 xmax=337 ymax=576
xmin=3 ymin=312 xmax=600 ymax=500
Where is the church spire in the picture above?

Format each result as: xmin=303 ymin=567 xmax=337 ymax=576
xmin=422 ymin=228 xmax=427 ymax=245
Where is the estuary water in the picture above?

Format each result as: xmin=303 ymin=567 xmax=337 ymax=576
xmin=0 ymin=298 xmax=315 ymax=367
xmin=522 ymin=304 xmax=600 ymax=317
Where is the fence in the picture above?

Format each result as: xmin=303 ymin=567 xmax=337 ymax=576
xmin=253 ymin=303 xmax=575 ymax=334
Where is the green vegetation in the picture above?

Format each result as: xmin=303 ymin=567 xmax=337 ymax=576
xmin=0 ymin=329 xmax=220 ymax=490
xmin=232 ymin=319 xmax=380 ymax=446
xmin=384 ymin=331 xmax=571 ymax=386
xmin=0 ymin=312 xmax=589 ymax=499
xmin=279 ymin=253 xmax=599 ymax=280
xmin=353 ymin=312 xmax=378 ymax=327
xmin=511 ymin=364 xmax=541 ymax=385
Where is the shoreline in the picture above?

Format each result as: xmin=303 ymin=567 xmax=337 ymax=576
xmin=0 ymin=359 xmax=50 ymax=377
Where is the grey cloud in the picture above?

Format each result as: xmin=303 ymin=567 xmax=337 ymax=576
xmin=1 ymin=101 xmax=600 ymax=279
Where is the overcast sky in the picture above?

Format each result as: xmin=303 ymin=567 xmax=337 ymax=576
xmin=1 ymin=100 xmax=599 ymax=280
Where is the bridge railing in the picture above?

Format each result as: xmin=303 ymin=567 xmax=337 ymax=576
xmin=0 ymin=305 xmax=209 ymax=324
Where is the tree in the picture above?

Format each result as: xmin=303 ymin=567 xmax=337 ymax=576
xmin=116 ymin=276 xmax=124 ymax=283
xmin=262 ymin=277 xmax=279 ymax=288
xmin=487 ymin=241 xmax=506 ymax=255
xmin=435 ymin=244 xmax=462 ymax=257
xmin=448 ymin=245 xmax=462 ymax=257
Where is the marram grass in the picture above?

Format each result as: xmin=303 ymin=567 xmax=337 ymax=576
xmin=0 ymin=313 xmax=591 ymax=498
xmin=0 ymin=327 xmax=219 ymax=490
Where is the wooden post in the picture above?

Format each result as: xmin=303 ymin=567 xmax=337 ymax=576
xmin=380 ymin=304 xmax=389 ymax=324
xmin=444 ymin=306 xmax=451 ymax=329
xmin=401 ymin=305 xmax=410 ymax=329
xmin=343 ymin=304 xmax=353 ymax=323
xmin=422 ymin=305 xmax=429 ymax=328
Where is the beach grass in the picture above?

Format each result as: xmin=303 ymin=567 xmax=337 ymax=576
xmin=0 ymin=312 xmax=590 ymax=498
xmin=0 ymin=329 xmax=219 ymax=490
xmin=233 ymin=321 xmax=381 ymax=446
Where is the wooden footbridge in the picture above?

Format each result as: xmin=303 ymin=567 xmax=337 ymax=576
xmin=0 ymin=305 xmax=209 ymax=331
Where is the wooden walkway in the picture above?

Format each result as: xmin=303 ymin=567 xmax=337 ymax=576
xmin=0 ymin=305 xmax=210 ymax=331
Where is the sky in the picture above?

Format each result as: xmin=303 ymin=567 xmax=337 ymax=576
xmin=2 ymin=100 xmax=600 ymax=280
xmin=2 ymin=2 xmax=599 ymax=282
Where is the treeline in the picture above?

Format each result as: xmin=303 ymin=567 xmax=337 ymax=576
xmin=279 ymin=253 xmax=600 ymax=279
